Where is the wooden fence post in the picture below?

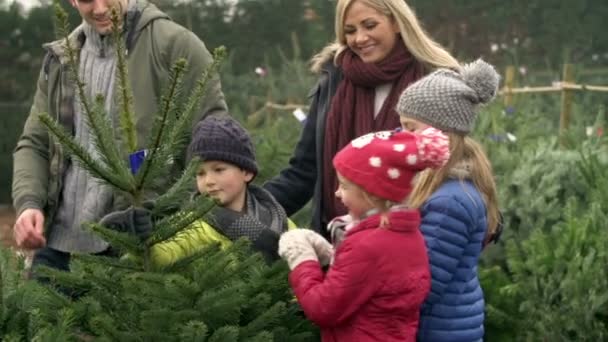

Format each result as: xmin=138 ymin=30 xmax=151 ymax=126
xmin=503 ymin=66 xmax=516 ymax=107
xmin=559 ymin=64 xmax=575 ymax=146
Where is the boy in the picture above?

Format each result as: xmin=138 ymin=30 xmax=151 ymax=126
xmin=102 ymin=116 xmax=293 ymax=266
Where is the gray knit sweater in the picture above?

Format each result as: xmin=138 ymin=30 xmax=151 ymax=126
xmin=48 ymin=1 xmax=136 ymax=253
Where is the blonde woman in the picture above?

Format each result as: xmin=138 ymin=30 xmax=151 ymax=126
xmin=265 ymin=0 xmax=459 ymax=234
xmin=397 ymin=59 xmax=501 ymax=342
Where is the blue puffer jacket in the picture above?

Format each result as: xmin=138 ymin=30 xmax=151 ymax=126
xmin=417 ymin=179 xmax=487 ymax=342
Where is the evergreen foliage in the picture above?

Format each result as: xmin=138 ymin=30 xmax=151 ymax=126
xmin=1 ymin=3 xmax=317 ymax=340
xmin=482 ymin=141 xmax=608 ymax=340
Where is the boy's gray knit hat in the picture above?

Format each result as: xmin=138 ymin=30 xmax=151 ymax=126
xmin=396 ymin=59 xmax=500 ymax=134
xmin=188 ymin=116 xmax=258 ymax=175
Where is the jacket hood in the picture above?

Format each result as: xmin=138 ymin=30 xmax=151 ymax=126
xmin=43 ymin=1 xmax=168 ymax=62
xmin=448 ymin=160 xmax=473 ymax=179
xmin=310 ymin=43 xmax=342 ymax=74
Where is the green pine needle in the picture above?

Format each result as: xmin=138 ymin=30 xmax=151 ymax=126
xmin=110 ymin=6 xmax=137 ymax=153
xmin=39 ymin=113 xmax=134 ymax=193
xmin=157 ymin=243 xmax=221 ymax=273
xmin=207 ymin=326 xmax=239 ymax=342
xmin=73 ymin=253 xmax=140 ymax=272
xmin=86 ymin=223 xmax=144 ymax=256
xmin=165 ymin=47 xmax=227 ymax=160
xmin=240 ymin=302 xmax=285 ymax=338
xmin=146 ymin=195 xmax=215 ymax=246
xmin=178 ymin=321 xmax=208 ymax=341
xmin=135 ymin=59 xmax=188 ymax=191
xmin=88 ymin=94 xmax=135 ymax=185
xmin=152 ymin=158 xmax=199 ymax=215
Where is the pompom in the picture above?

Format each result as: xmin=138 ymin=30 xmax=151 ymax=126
xmin=416 ymin=127 xmax=451 ymax=168
xmin=462 ymin=59 xmax=500 ymax=104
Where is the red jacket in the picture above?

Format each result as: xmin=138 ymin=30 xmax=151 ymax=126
xmin=290 ymin=210 xmax=430 ymax=342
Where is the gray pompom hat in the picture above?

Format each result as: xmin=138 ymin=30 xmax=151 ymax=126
xmin=396 ymin=59 xmax=500 ymax=134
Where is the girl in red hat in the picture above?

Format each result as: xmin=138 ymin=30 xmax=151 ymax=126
xmin=278 ymin=128 xmax=450 ymax=342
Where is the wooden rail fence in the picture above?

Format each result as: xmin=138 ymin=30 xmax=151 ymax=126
xmin=500 ymin=64 xmax=608 ymax=143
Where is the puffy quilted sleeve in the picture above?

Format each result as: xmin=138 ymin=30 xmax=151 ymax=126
xmin=288 ymin=239 xmax=379 ymax=327
xmin=419 ymin=195 xmax=472 ymax=305
xmin=150 ymin=220 xmax=231 ymax=267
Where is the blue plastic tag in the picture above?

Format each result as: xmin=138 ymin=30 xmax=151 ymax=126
xmin=129 ymin=149 xmax=148 ymax=175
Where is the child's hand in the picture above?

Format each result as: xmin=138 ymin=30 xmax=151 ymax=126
xmin=99 ymin=206 xmax=153 ymax=241
xmin=278 ymin=230 xmax=319 ymax=270
xmin=299 ymin=229 xmax=334 ymax=266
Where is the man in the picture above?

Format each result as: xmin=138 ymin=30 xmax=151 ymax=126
xmin=12 ymin=0 xmax=228 ymax=272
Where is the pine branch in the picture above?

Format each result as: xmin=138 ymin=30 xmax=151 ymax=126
xmin=52 ymin=3 xmax=136 ymax=195
xmin=165 ymin=47 xmax=227 ymax=159
xmin=86 ymin=223 xmax=144 ymax=256
xmin=1 ymin=334 xmax=23 ymax=342
xmin=207 ymin=326 xmax=239 ymax=342
xmin=240 ymin=302 xmax=285 ymax=338
xmin=195 ymin=283 xmax=247 ymax=322
xmin=39 ymin=113 xmax=134 ymax=193
xmin=152 ymin=158 xmax=199 ymax=216
xmin=135 ymin=59 xmax=188 ymax=192
xmin=89 ymin=94 xmax=135 ymax=186
xmin=34 ymin=265 xmax=94 ymax=296
xmin=241 ymin=293 xmax=271 ymax=323
xmin=88 ymin=313 xmax=127 ymax=341
xmin=177 ymin=321 xmax=208 ymax=341
xmin=146 ymin=196 xmax=216 ymax=247
xmin=191 ymin=240 xmax=251 ymax=291
xmin=53 ymin=3 xmax=96 ymax=143
xmin=140 ymin=309 xmax=200 ymax=333
xmin=157 ymin=243 xmax=221 ymax=273
xmin=110 ymin=7 xmax=137 ymax=153
xmin=248 ymin=331 xmax=274 ymax=342
xmin=73 ymin=253 xmax=141 ymax=272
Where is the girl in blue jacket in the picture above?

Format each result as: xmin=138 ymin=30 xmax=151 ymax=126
xmin=395 ymin=59 xmax=502 ymax=342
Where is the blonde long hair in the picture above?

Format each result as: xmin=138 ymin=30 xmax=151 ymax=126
xmin=408 ymin=134 xmax=500 ymax=237
xmin=310 ymin=0 xmax=460 ymax=73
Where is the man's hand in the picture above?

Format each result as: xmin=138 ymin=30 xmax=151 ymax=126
xmin=14 ymin=208 xmax=46 ymax=250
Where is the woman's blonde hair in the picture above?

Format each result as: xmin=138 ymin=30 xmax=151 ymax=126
xmin=311 ymin=0 xmax=460 ymax=73
xmin=408 ymin=134 xmax=500 ymax=237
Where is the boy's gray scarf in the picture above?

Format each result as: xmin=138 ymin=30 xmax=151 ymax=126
xmin=208 ymin=185 xmax=288 ymax=242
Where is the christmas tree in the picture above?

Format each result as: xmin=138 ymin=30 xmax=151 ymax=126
xmin=0 ymin=3 xmax=317 ymax=340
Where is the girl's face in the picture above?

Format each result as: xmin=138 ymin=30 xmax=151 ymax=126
xmin=196 ymin=160 xmax=253 ymax=212
xmin=335 ymin=173 xmax=375 ymax=220
xmin=400 ymin=117 xmax=430 ymax=133
xmin=343 ymin=1 xmax=400 ymax=64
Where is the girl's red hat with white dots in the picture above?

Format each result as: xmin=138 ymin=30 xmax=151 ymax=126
xmin=333 ymin=127 xmax=450 ymax=203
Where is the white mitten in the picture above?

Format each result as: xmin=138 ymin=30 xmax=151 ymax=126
xmin=278 ymin=230 xmax=319 ymax=270
xmin=298 ymin=229 xmax=334 ymax=266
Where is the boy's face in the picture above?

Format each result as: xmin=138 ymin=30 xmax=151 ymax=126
xmin=196 ymin=161 xmax=254 ymax=212
xmin=69 ymin=0 xmax=128 ymax=35
xmin=335 ymin=173 xmax=374 ymax=220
